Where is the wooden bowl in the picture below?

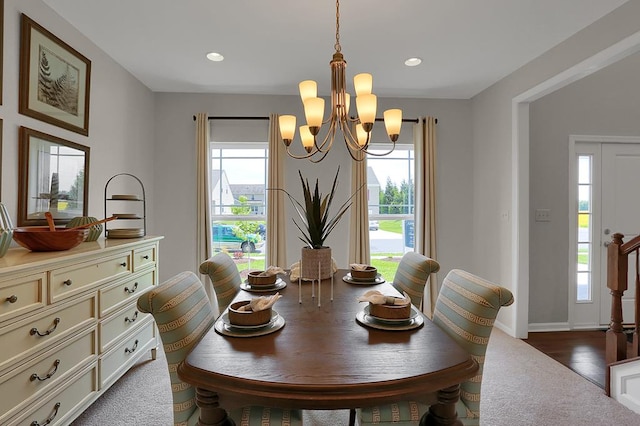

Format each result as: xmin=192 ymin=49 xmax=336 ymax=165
xmin=247 ymin=271 xmax=277 ymax=286
xmin=228 ymin=301 xmax=272 ymax=326
xmin=13 ymin=227 xmax=88 ymax=252
xmin=350 ymin=265 xmax=377 ymax=280
xmin=369 ymin=302 xmax=412 ymax=320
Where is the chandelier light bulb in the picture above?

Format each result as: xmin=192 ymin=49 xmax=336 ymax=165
xmin=384 ymin=109 xmax=402 ymax=141
xmin=279 ymin=115 xmax=297 ymax=146
xmin=356 ymin=94 xmax=377 ymax=129
xmin=299 ymin=125 xmax=314 ymax=152
xmin=354 ymin=73 xmax=373 ymax=96
xmin=355 ymin=124 xmax=368 ymax=147
xmin=303 ymin=97 xmax=325 ymax=133
xmin=299 ymin=80 xmax=318 ymax=102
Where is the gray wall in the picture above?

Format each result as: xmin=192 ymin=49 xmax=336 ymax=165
xmin=153 ymin=94 xmax=474 ymax=285
xmin=0 ymin=1 xmax=156 ymax=236
xmin=528 ymin=52 xmax=640 ymax=325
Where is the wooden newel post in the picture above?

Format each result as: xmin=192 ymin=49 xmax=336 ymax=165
xmin=606 ymin=233 xmax=627 ymax=365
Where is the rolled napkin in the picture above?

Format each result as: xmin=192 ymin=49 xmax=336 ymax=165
xmin=256 ymin=266 xmax=285 ymax=277
xmin=358 ymin=290 xmax=410 ymax=306
xmin=237 ymin=293 xmax=282 ymax=312
xmin=350 ymin=263 xmax=370 ymax=271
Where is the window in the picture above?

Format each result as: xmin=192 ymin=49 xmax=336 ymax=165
xmin=367 ymin=146 xmax=415 ymax=278
xmin=576 ymin=154 xmax=593 ymax=302
xmin=210 ymin=144 xmax=267 ymax=271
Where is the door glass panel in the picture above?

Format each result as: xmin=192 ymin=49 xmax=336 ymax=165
xmin=576 ymin=155 xmax=592 ymax=302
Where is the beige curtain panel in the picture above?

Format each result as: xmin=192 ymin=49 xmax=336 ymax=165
xmin=267 ymin=114 xmax=287 ymax=268
xmin=414 ymin=116 xmax=438 ymax=317
xmin=195 ymin=113 xmax=214 ymax=306
xmin=348 ymin=148 xmax=370 ymax=264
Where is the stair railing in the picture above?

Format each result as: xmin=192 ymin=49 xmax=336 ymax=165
xmin=606 ymin=232 xmax=640 ymax=365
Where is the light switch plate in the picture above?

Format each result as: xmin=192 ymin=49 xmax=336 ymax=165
xmin=535 ymin=209 xmax=551 ymax=222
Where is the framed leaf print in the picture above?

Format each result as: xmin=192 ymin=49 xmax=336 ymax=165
xmin=19 ymin=14 xmax=91 ymax=136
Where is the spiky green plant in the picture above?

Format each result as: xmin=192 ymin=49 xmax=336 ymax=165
xmin=279 ymin=167 xmax=361 ymax=249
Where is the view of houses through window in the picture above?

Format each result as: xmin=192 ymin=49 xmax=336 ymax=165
xmin=210 ymin=143 xmax=415 ymax=280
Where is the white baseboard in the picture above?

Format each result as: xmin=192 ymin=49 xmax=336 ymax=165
xmin=494 ymin=320 xmax=516 ymax=337
xmin=528 ymin=322 xmax=571 ymax=332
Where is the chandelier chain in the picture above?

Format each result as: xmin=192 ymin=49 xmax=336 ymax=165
xmin=334 ymin=0 xmax=341 ymax=52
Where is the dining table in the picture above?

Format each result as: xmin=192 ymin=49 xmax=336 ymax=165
xmin=177 ymin=269 xmax=478 ymax=426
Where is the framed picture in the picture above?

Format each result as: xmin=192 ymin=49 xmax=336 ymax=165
xmin=18 ymin=126 xmax=90 ymax=226
xmin=19 ymin=14 xmax=91 ymax=136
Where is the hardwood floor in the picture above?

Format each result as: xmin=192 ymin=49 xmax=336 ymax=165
xmin=523 ymin=330 xmax=608 ymax=389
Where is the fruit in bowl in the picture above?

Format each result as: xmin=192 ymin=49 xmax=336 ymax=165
xmin=12 ymin=227 xmax=88 ymax=252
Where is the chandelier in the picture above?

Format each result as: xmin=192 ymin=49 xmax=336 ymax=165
xmin=279 ymin=0 xmax=402 ymax=163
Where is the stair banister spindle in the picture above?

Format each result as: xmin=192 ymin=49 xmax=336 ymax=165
xmin=606 ymin=233 xmax=627 ymax=365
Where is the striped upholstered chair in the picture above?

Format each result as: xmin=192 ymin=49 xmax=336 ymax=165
xmin=355 ymin=269 xmax=514 ymax=425
xmin=391 ymin=252 xmax=440 ymax=311
xmin=137 ymin=271 xmax=303 ymax=426
xmin=199 ymin=252 xmax=242 ymax=316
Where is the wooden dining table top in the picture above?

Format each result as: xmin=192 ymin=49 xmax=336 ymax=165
xmin=178 ymin=269 xmax=478 ymax=411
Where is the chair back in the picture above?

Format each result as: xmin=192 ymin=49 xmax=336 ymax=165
xmin=432 ymin=269 xmax=514 ymax=421
xmin=392 ymin=252 xmax=440 ymax=309
xmin=137 ymin=271 xmax=215 ymax=426
xmin=199 ymin=252 xmax=242 ymax=314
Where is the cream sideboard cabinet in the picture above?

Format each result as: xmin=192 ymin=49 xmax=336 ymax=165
xmin=0 ymin=236 xmax=163 ymax=426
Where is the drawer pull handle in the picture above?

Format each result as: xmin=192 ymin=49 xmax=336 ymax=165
xmin=142 ymin=255 xmax=150 ymax=259
xmin=120 ymin=262 xmax=127 ymax=267
xmin=125 ymin=339 xmax=139 ymax=354
xmin=63 ymin=279 xmax=72 ymax=286
xmin=124 ymin=282 xmax=138 ymax=294
xmin=30 ymin=318 xmax=61 ymax=337
xmin=6 ymin=295 xmax=18 ymax=303
xmin=30 ymin=359 xmax=61 ymax=382
xmin=125 ymin=311 xmax=139 ymax=323
xmin=30 ymin=402 xmax=61 ymax=426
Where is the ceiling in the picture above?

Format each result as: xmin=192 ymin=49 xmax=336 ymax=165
xmin=42 ymin=0 xmax=628 ymax=99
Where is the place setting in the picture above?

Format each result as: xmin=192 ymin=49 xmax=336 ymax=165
xmin=240 ymin=266 xmax=287 ymax=293
xmin=355 ymin=290 xmax=424 ymax=331
xmin=215 ymin=293 xmax=286 ymax=338
xmin=342 ymin=264 xmax=385 ymax=285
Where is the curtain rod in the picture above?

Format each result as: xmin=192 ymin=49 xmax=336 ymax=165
xmin=192 ymin=115 xmax=429 ymax=123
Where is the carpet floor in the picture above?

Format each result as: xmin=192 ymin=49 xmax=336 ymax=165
xmin=71 ymin=328 xmax=640 ymax=425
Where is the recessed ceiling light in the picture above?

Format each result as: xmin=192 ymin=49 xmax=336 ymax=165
xmin=404 ymin=57 xmax=422 ymax=67
xmin=206 ymin=52 xmax=224 ymax=62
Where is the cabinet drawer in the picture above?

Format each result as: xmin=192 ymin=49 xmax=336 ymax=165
xmin=100 ymin=319 xmax=155 ymax=388
xmin=99 ymin=269 xmax=155 ymax=317
xmin=0 ymin=328 xmax=97 ymax=422
xmin=0 ymin=295 xmax=97 ymax=373
xmin=0 ymin=272 xmax=46 ymax=323
xmin=133 ymin=244 xmax=157 ymax=272
xmin=7 ymin=364 xmax=97 ymax=426
xmin=50 ymin=252 xmax=132 ymax=303
xmin=100 ymin=303 xmax=151 ymax=352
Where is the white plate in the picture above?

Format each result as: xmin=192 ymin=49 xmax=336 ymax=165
xmin=215 ymin=310 xmax=285 ymax=338
xmin=364 ymin=304 xmax=419 ymax=324
xmin=342 ymin=274 xmax=385 ymax=285
xmin=240 ymin=277 xmax=286 ymax=292
xmin=356 ymin=307 xmax=424 ymax=331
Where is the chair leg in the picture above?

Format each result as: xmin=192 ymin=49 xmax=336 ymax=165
xmin=349 ymin=408 xmax=356 ymax=426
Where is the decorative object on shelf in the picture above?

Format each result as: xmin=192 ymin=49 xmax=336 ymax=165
xmin=276 ymin=167 xmax=357 ymax=279
xmin=278 ymin=0 xmax=401 ymax=163
xmin=19 ymin=13 xmax=91 ymax=136
xmin=12 ymin=226 xmax=87 ymax=252
xmin=66 ymin=216 xmax=103 ymax=241
xmin=18 ymin=126 xmax=90 ymax=227
xmin=104 ymin=173 xmax=146 ymax=239
xmin=0 ymin=202 xmax=14 ymax=257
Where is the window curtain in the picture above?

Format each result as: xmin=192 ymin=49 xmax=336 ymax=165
xmin=414 ymin=116 xmax=438 ymax=317
xmin=195 ymin=113 xmax=214 ymax=306
xmin=266 ymin=114 xmax=287 ymax=268
xmin=348 ymin=148 xmax=370 ymax=264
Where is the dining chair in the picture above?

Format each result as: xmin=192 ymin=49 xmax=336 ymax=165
xmin=199 ymin=252 xmax=242 ymax=316
xmin=354 ymin=268 xmax=514 ymax=426
xmin=391 ymin=252 xmax=441 ymax=311
xmin=137 ymin=271 xmax=303 ymax=426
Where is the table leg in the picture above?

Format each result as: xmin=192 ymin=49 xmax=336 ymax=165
xmin=195 ymin=387 xmax=235 ymax=426
xmin=420 ymin=385 xmax=462 ymax=426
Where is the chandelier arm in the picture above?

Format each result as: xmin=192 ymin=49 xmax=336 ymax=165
xmin=313 ymin=117 xmax=338 ymax=153
xmin=360 ymin=142 xmax=398 ymax=157
xmin=284 ymin=145 xmax=323 ymax=160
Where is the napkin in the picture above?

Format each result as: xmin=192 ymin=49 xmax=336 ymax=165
xmin=256 ymin=266 xmax=285 ymax=277
xmin=350 ymin=263 xmax=371 ymax=271
xmin=237 ymin=293 xmax=282 ymax=312
xmin=358 ymin=290 xmax=410 ymax=306
xmin=289 ymin=258 xmax=338 ymax=281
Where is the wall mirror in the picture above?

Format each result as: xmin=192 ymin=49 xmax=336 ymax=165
xmin=18 ymin=126 xmax=89 ymax=226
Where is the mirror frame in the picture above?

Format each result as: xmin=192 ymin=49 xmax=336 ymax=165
xmin=18 ymin=126 xmax=90 ymax=226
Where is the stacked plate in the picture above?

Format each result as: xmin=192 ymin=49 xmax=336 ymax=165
xmin=111 ymin=194 xmax=141 ymax=201
xmin=107 ymin=228 xmax=145 ymax=239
